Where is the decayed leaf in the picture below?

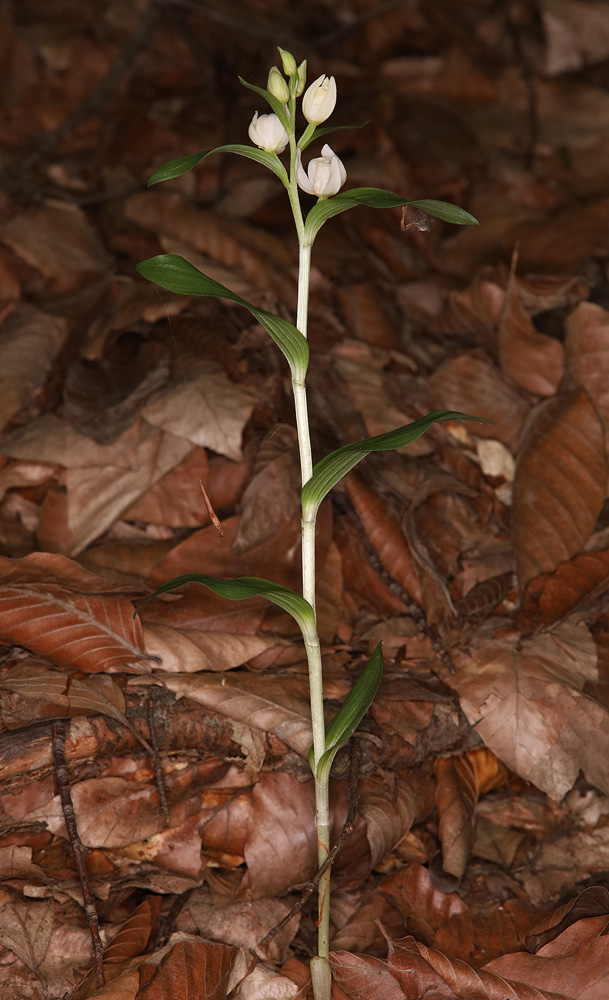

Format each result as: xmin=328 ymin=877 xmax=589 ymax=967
xmin=520 ymin=548 xmax=609 ymax=628
xmin=142 ymin=363 xmax=258 ymax=462
xmin=498 ymin=296 xmax=564 ymax=396
xmin=450 ymin=618 xmax=609 ymax=800
xmin=564 ymin=301 xmax=609 ymax=433
xmin=185 ymin=888 xmax=298 ymax=962
xmin=1 ymin=415 xmax=194 ymax=554
xmin=26 ymin=777 xmax=162 ymax=847
xmin=0 ymin=662 xmax=128 ymax=730
xmin=0 ymin=889 xmax=53 ymax=975
xmin=0 ymin=304 xmax=68 ymax=432
xmin=435 ymin=754 xmax=478 ymax=883
xmin=0 ymin=552 xmax=147 ymax=673
xmin=388 ymin=933 xmax=573 ymax=999
xmin=143 ymin=623 xmax=288 ymax=673
xmin=233 ymin=964 xmax=300 ymax=1000
xmin=486 ymin=915 xmax=609 ymax=999
xmin=512 ymin=390 xmax=606 ymax=590
xmin=428 ymin=352 xmax=530 ymax=452
xmin=162 ymin=672 xmax=313 ymax=755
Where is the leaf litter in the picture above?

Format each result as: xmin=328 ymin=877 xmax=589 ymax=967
xmin=2 ymin=1 xmax=609 ymax=997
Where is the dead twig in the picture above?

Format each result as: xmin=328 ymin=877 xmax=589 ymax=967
xmin=52 ymin=719 xmax=105 ymax=990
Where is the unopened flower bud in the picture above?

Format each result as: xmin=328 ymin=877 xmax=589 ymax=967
xmin=296 ymin=143 xmax=346 ymax=198
xmin=267 ymin=66 xmax=289 ymax=104
xmin=248 ymin=112 xmax=289 ymax=153
xmin=295 ymin=59 xmax=307 ymax=97
xmin=277 ymin=47 xmax=297 ymax=76
xmin=301 ymin=74 xmax=336 ymax=124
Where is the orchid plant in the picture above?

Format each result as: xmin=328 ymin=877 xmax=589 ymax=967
xmin=135 ymin=48 xmax=484 ymax=1000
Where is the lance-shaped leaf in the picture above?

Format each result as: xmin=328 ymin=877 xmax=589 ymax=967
xmin=301 ymin=410 xmax=492 ymax=522
xmin=238 ymin=76 xmax=290 ymax=130
xmin=134 ymin=573 xmax=316 ymax=640
xmin=148 ymin=145 xmax=289 ymax=187
xmin=136 ymin=255 xmax=309 ymax=381
xmin=304 ymin=187 xmax=478 ymax=243
xmin=310 ymin=643 xmax=384 ymax=778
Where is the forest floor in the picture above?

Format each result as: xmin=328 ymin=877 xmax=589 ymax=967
xmin=2 ymin=1 xmax=609 ymax=998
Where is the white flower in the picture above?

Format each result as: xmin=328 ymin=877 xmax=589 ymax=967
xmin=296 ymin=144 xmax=346 ymax=198
xmin=248 ymin=112 xmax=289 ymax=153
xmin=301 ymin=74 xmax=336 ymax=124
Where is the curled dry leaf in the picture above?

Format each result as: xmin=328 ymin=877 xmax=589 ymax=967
xmin=329 ymin=952 xmax=406 ymax=1000
xmin=0 ymin=662 xmax=128 ymax=731
xmin=0 ymin=552 xmax=147 ymax=673
xmin=526 ymin=886 xmax=609 ymax=954
xmin=498 ymin=295 xmax=564 ymax=396
xmin=0 ymin=304 xmax=68 ymax=432
xmin=359 ymin=772 xmax=434 ymax=871
xmin=435 ymin=754 xmax=478 ymax=883
xmin=380 ymin=863 xmax=468 ymax=944
xmin=450 ymin=618 xmax=609 ymax=800
xmin=564 ymin=301 xmax=609 ymax=436
xmin=512 ymin=390 xmax=607 ymax=591
xmin=520 ymin=548 xmax=609 ymax=628
xmin=142 ymin=623 xmax=288 ymax=673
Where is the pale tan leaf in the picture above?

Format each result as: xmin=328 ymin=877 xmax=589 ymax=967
xmin=87 ymin=968 xmax=140 ymax=999
xmin=0 ymin=847 xmax=44 ymax=880
xmin=543 ymin=0 xmax=609 ymax=75
xmin=0 ymin=305 xmax=68 ymax=431
xmin=330 ymin=952 xmax=406 ymax=1000
xmin=512 ymin=391 xmax=607 ymax=590
xmin=0 ymin=889 xmax=53 ymax=974
xmin=112 ymin=814 xmax=203 ymax=877
xmin=143 ymin=623 xmax=288 ymax=673
xmin=163 ymin=672 xmax=313 ymax=755
xmin=142 ymin=363 xmax=257 ymax=461
xmin=233 ymin=965 xmax=300 ymax=1000
xmin=450 ymin=619 xmax=609 ymax=800
xmin=186 ymin=887 xmax=298 ymax=962
xmin=435 ymin=754 xmax=478 ymax=882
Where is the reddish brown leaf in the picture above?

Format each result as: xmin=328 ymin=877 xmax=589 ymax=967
xmin=0 ymin=304 xmax=68 ymax=432
xmin=526 ymin=886 xmax=609 ymax=953
xmin=433 ymin=898 xmax=546 ymax=968
xmin=520 ymin=548 xmax=609 ymax=628
xmin=498 ymin=296 xmax=564 ymax=396
xmin=380 ymin=863 xmax=468 ymax=944
xmin=512 ymin=391 xmax=606 ymax=590
xmin=0 ymin=663 xmax=128 ymax=731
xmin=330 ymin=952 xmax=405 ymax=1000
xmin=137 ymin=939 xmax=237 ymax=1000
xmin=0 ymin=552 xmax=147 ymax=673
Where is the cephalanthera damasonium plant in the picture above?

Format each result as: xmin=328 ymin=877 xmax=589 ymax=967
xmin=135 ymin=48 xmax=486 ymax=1000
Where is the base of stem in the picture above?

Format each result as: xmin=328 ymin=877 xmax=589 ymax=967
xmin=310 ymin=955 xmax=332 ymax=1000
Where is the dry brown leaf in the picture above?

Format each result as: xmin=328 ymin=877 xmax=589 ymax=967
xmin=241 ymin=772 xmax=316 ymax=898
xmin=359 ymin=772 xmax=433 ymax=871
xmin=336 ymin=283 xmax=402 ymax=350
xmin=185 ymin=887 xmax=298 ymax=962
xmin=87 ymin=969 xmax=140 ymax=999
xmin=435 ymin=754 xmax=478 ymax=883
xmin=429 ymin=352 xmax=530 ymax=452
xmin=542 ymin=0 xmax=609 ymax=75
xmin=520 ymin=548 xmax=609 ymax=628
xmin=0 ymin=662 xmax=128 ymax=730
xmin=233 ymin=964 xmax=300 ymax=1000
xmin=0 ymin=552 xmax=147 ymax=673
xmin=0 ymin=889 xmax=53 ymax=975
xmin=26 ymin=777 xmax=162 ymax=847
xmin=498 ymin=296 xmax=564 ymax=396
xmin=143 ymin=623 xmax=288 ymax=673
xmin=380 ymin=863 xmax=468 ymax=944
xmin=113 ymin=814 xmax=204 ymax=877
xmin=526 ymin=886 xmax=609 ymax=953
xmin=162 ymin=671 xmax=313 ymax=755
xmin=142 ymin=363 xmax=258 ymax=462
xmin=136 ymin=939 xmax=237 ymax=1000
xmin=450 ymin=618 xmax=609 ymax=800
xmin=330 ymin=888 xmax=405 ymax=956
xmin=0 ymin=304 xmax=68 ymax=432
xmin=1 ymin=415 xmax=193 ymax=554
xmin=433 ymin=898 xmax=545 ymax=968
xmin=330 ymin=952 xmax=406 ymax=1000
xmin=564 ymin=301 xmax=609 ymax=435
xmin=232 ymin=446 xmax=301 ymax=554
xmin=0 ymin=201 xmax=111 ymax=280
xmin=512 ymin=390 xmax=607 ymax=590
xmin=388 ymin=933 xmax=572 ymax=999
xmin=486 ymin=915 xmax=609 ymax=999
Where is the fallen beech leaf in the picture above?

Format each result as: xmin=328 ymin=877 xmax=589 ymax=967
xmin=450 ymin=618 xmax=609 ymax=800
xmin=434 ymin=898 xmax=547 ymax=968
xmin=0 ymin=889 xmax=53 ymax=975
xmin=143 ymin=623 xmax=288 ymax=673
xmin=512 ymin=390 xmax=606 ymax=590
xmin=564 ymin=301 xmax=609 ymax=433
xmin=0 ymin=552 xmax=147 ymax=673
xmin=388 ymin=933 xmax=572 ymax=999
xmin=136 ymin=939 xmax=237 ymax=1000
xmin=520 ymin=548 xmax=609 ymax=628
xmin=0 ymin=304 xmax=68 ymax=432
xmin=186 ymin=888 xmax=298 ymax=962
xmin=114 ymin=814 xmax=203 ymax=877
xmin=498 ymin=296 xmax=564 ymax=396
xmin=486 ymin=915 xmax=609 ymax=999
xmin=234 ymin=964 xmax=300 ymax=1000
xmin=87 ymin=968 xmax=140 ymax=999
xmin=526 ymin=886 xmax=609 ymax=953
xmin=435 ymin=754 xmax=478 ymax=883
xmin=162 ymin=671 xmax=313 ymax=755
xmin=330 ymin=952 xmax=406 ymax=1000
xmin=27 ymin=777 xmax=162 ymax=848
xmin=142 ymin=363 xmax=257 ymax=461
xmin=360 ymin=773 xmax=434 ymax=870
xmin=0 ymin=663 xmax=128 ymax=730
xmin=380 ymin=863 xmax=468 ymax=944
xmin=0 ymin=200 xmax=111 ymax=280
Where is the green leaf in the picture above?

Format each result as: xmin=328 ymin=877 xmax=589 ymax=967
xmin=238 ymin=77 xmax=290 ymax=130
xmin=134 ymin=573 xmax=316 ymax=638
xmin=304 ymin=187 xmax=478 ymax=242
xmin=148 ymin=145 xmax=288 ymax=187
xmin=298 ymin=121 xmax=371 ymax=152
xmin=136 ymin=255 xmax=309 ymax=381
xmin=301 ymin=410 xmax=493 ymax=521
xmin=310 ymin=642 xmax=384 ymax=776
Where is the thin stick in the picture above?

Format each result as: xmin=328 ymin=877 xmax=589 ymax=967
xmin=257 ymin=741 xmax=361 ymax=950
xmin=52 ymin=720 xmax=105 ymax=989
xmin=200 ymin=480 xmax=224 ymax=536
xmin=146 ymin=693 xmax=171 ymax=827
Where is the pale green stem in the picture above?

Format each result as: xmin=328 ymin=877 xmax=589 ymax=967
xmin=284 ymin=101 xmax=331 ymax=997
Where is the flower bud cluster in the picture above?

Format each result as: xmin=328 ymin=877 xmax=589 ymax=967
xmin=247 ymin=48 xmax=346 ymax=197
